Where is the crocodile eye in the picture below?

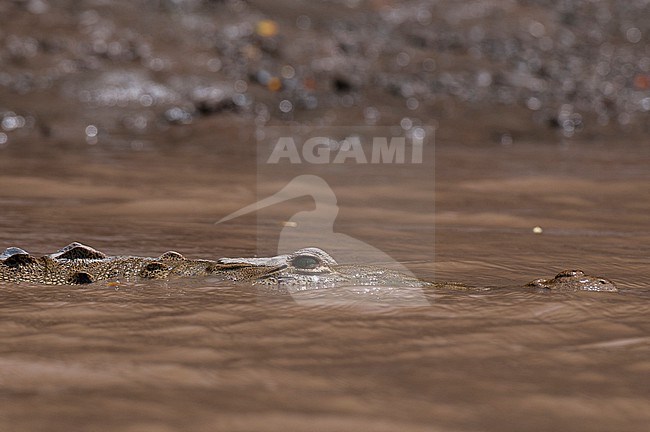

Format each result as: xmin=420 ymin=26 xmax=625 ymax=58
xmin=291 ymin=255 xmax=320 ymax=270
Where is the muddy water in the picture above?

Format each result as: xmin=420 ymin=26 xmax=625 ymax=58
xmin=1 ymin=138 xmax=649 ymax=432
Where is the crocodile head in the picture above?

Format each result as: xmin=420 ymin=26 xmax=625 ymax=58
xmin=219 ymin=247 xmax=428 ymax=288
xmin=525 ymin=269 xmax=618 ymax=292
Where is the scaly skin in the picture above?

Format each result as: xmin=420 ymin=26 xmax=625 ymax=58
xmin=219 ymin=249 xmax=618 ymax=292
xmin=0 ymin=243 xmax=618 ymax=292
xmin=218 ymin=247 xmax=428 ymax=288
xmin=525 ymin=269 xmax=618 ymax=292
xmin=0 ymin=243 xmax=275 ymax=285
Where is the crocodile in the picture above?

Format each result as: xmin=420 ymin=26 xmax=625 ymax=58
xmin=525 ymin=269 xmax=618 ymax=292
xmin=218 ymin=247 xmax=427 ymax=289
xmin=0 ymin=242 xmax=618 ymax=292
xmin=220 ymin=251 xmax=618 ymax=293
xmin=0 ymin=242 xmax=427 ymax=287
xmin=0 ymin=242 xmax=275 ymax=286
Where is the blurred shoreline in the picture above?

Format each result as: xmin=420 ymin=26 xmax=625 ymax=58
xmin=1 ymin=0 xmax=649 ymax=151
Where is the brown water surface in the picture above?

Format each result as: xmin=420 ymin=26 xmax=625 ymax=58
xmin=1 ymin=137 xmax=649 ymax=432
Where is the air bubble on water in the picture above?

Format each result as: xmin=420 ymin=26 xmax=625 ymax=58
xmin=128 ymin=115 xmax=148 ymax=130
xmin=281 ymin=65 xmax=295 ymax=79
xmin=224 ymin=25 xmax=241 ymax=39
xmin=417 ymin=9 xmax=432 ymax=25
xmin=596 ymin=61 xmax=610 ymax=76
xmin=412 ymin=127 xmax=426 ymax=140
xmin=107 ymin=41 xmax=123 ymax=57
xmin=529 ymin=21 xmax=545 ymax=38
xmin=641 ymin=97 xmax=650 ymax=111
xmin=165 ymin=107 xmax=193 ymax=124
xmin=139 ymin=94 xmax=153 ymax=107
xmin=0 ymin=133 xmax=7 ymax=147
xmin=560 ymin=29 xmax=576 ymax=47
xmin=422 ymin=58 xmax=436 ymax=72
xmin=477 ymin=70 xmax=492 ymax=87
xmin=526 ymin=97 xmax=542 ymax=110
xmin=279 ymin=100 xmax=293 ymax=113
xmin=638 ymin=57 xmax=650 ymax=72
xmin=234 ymin=80 xmax=248 ymax=93
xmin=232 ymin=93 xmax=250 ymax=107
xmin=85 ymin=124 xmax=98 ymax=144
xmin=85 ymin=125 xmax=98 ymax=137
xmin=255 ymin=104 xmax=270 ymax=124
xmin=626 ymin=27 xmax=642 ymax=43
xmin=396 ymin=52 xmax=410 ymax=67
xmin=1 ymin=114 xmax=25 ymax=131
xmin=207 ymin=58 xmax=222 ymax=72
xmin=399 ymin=83 xmax=414 ymax=98
xmin=148 ymin=58 xmax=165 ymax=71
xmin=406 ymin=97 xmax=419 ymax=110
